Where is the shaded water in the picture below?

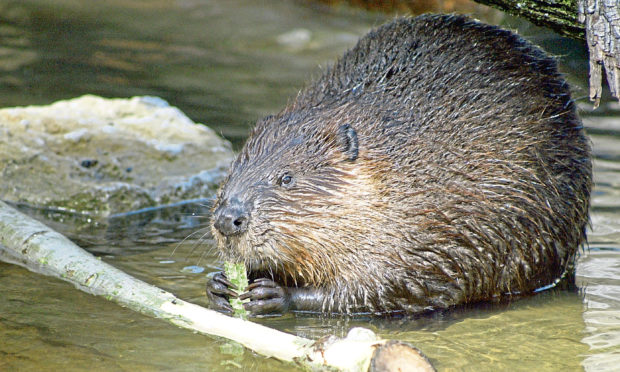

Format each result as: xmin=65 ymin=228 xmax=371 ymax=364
xmin=1 ymin=0 xmax=620 ymax=370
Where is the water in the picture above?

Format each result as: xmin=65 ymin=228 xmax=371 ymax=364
xmin=1 ymin=0 xmax=620 ymax=370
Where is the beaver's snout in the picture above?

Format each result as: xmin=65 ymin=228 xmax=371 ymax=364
xmin=213 ymin=198 xmax=249 ymax=237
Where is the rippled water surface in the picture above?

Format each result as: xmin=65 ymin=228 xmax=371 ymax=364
xmin=1 ymin=0 xmax=620 ymax=371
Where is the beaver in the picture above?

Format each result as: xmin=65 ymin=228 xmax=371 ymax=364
xmin=206 ymin=14 xmax=592 ymax=316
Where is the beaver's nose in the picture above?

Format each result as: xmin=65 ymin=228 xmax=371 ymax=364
xmin=213 ymin=199 xmax=249 ymax=237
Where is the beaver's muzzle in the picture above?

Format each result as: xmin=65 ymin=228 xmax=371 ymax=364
xmin=213 ymin=197 xmax=249 ymax=237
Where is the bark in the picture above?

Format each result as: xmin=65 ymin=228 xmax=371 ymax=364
xmin=579 ymin=0 xmax=620 ymax=106
xmin=475 ymin=0 xmax=584 ymax=39
xmin=0 ymin=200 xmax=434 ymax=372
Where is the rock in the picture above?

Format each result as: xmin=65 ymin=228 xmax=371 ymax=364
xmin=0 ymin=95 xmax=234 ymax=217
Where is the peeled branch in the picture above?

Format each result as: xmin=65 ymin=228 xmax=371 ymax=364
xmin=0 ymin=200 xmax=434 ymax=372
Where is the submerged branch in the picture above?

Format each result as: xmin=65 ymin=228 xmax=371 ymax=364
xmin=0 ymin=200 xmax=433 ymax=371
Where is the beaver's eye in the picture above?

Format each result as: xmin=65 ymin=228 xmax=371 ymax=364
xmin=278 ymin=173 xmax=294 ymax=187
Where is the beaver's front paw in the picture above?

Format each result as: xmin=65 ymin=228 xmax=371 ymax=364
xmin=239 ymin=278 xmax=290 ymax=315
xmin=206 ymin=271 xmax=238 ymax=313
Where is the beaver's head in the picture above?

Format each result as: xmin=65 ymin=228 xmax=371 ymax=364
xmin=211 ymin=109 xmax=384 ymax=285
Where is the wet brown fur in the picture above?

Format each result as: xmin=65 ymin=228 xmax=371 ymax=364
xmin=212 ymin=14 xmax=592 ymax=314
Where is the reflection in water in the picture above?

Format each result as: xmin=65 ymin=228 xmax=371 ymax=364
xmin=1 ymin=0 xmax=620 ymax=371
xmin=579 ymin=116 xmax=620 ymax=369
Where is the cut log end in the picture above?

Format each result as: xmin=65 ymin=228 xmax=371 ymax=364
xmin=369 ymin=340 xmax=436 ymax=372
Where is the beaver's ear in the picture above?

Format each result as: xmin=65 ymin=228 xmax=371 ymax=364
xmin=337 ymin=124 xmax=358 ymax=161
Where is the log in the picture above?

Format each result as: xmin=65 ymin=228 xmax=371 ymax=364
xmin=474 ymin=0 xmax=584 ymax=39
xmin=0 ymin=200 xmax=434 ymax=372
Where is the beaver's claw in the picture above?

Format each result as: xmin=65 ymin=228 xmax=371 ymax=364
xmin=239 ymin=278 xmax=290 ymax=315
xmin=206 ymin=271 xmax=237 ymax=313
